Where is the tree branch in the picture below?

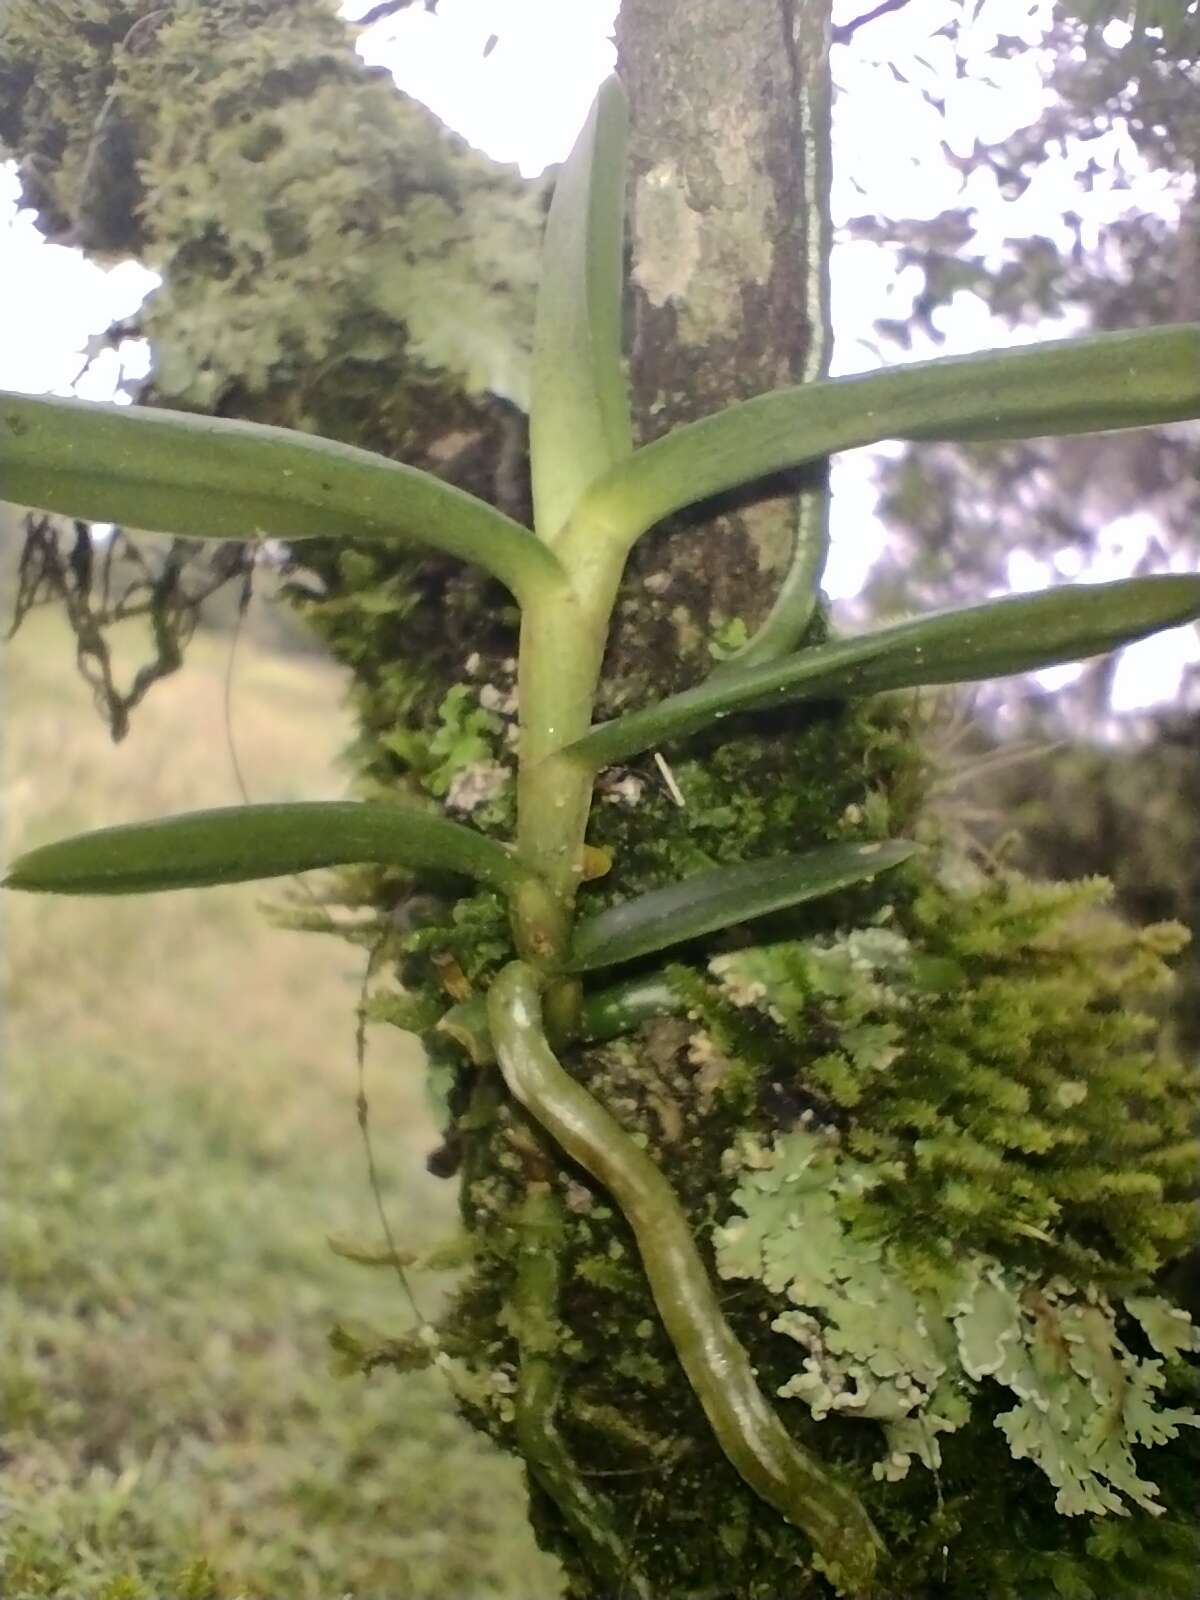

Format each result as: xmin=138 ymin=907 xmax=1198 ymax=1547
xmin=832 ymin=0 xmax=912 ymax=44
xmin=349 ymin=0 xmax=437 ymax=28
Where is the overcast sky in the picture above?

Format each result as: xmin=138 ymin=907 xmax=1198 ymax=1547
xmin=1 ymin=0 xmax=1195 ymax=706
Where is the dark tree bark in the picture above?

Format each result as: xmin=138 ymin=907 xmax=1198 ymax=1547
xmin=606 ymin=0 xmax=833 ymax=693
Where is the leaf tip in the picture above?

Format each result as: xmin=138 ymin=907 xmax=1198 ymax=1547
xmin=2 ymin=860 xmax=34 ymax=892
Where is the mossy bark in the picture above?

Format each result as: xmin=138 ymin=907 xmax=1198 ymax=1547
xmin=442 ymin=9 xmax=924 ymax=1592
xmin=5 ymin=4 xmax=1198 ymax=1599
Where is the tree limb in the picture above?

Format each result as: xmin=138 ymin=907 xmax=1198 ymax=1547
xmin=349 ymin=0 xmax=437 ymax=27
xmin=833 ymin=0 xmax=913 ymax=44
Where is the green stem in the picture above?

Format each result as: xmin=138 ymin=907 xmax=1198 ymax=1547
xmin=513 ymin=516 xmax=629 ymax=969
xmin=437 ymin=971 xmax=684 ymax=1066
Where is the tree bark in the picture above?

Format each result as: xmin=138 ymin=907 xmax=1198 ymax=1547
xmin=464 ymin=9 xmax=921 ymax=1593
xmin=605 ymin=0 xmax=833 ymax=694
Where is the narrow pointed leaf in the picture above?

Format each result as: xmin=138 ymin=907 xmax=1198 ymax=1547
xmin=578 ymin=324 xmax=1200 ymax=547
xmin=530 ymin=76 xmax=632 ymax=540
xmin=569 ymin=840 xmax=915 ymax=973
xmin=4 ymin=801 xmax=525 ymax=897
xmin=564 ymin=575 xmax=1200 ymax=770
xmin=0 ymin=391 xmax=565 ymax=604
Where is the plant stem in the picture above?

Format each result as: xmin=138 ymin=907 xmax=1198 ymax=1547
xmin=513 ymin=517 xmax=628 ymax=972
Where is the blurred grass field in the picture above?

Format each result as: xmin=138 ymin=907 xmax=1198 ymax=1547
xmin=1 ymin=597 xmax=560 ymax=1600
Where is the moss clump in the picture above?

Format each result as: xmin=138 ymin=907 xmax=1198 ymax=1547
xmin=686 ymin=868 xmax=1197 ymax=1289
xmin=341 ymin=686 xmax=1199 ymax=1599
xmin=130 ymin=5 xmax=540 ymax=414
xmin=408 ymin=859 xmax=1194 ymax=1599
xmin=583 ymin=698 xmax=924 ymax=902
xmin=661 ymin=859 xmax=1200 ymax=1596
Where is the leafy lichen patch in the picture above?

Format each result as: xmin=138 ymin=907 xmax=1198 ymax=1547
xmin=717 ymin=1126 xmax=1199 ymax=1514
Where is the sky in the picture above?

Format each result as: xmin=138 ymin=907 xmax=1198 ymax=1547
xmin=1 ymin=0 xmax=1196 ymax=709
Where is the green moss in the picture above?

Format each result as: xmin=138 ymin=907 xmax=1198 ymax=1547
xmin=409 ymin=838 xmax=1197 ymax=1597
xmin=689 ymin=868 xmax=1199 ymax=1289
xmin=11 ymin=10 xmax=1198 ymax=1593
xmin=582 ymin=696 xmax=925 ymax=909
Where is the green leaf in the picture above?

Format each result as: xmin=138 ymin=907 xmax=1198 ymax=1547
xmin=4 ymin=800 xmax=525 ymax=896
xmin=530 ymin=76 xmax=632 ymax=540
xmin=578 ymin=324 xmax=1200 ymax=548
xmin=563 ymin=575 xmax=1200 ymax=770
xmin=0 ymin=391 xmax=565 ymax=605
xmin=569 ymin=840 xmax=915 ymax=973
xmin=580 ymin=971 xmax=684 ymax=1039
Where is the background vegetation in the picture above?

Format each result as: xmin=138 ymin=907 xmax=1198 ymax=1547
xmin=1 ymin=600 xmax=560 ymax=1600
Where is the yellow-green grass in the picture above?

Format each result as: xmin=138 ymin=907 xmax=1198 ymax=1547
xmin=2 ymin=599 xmax=560 ymax=1600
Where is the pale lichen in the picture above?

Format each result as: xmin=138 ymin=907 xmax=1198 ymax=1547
xmin=716 ymin=1127 xmax=1200 ymax=1514
xmin=445 ymin=761 xmax=511 ymax=816
xmin=631 ymin=162 xmax=704 ymax=310
xmin=1 ymin=0 xmax=541 ymax=415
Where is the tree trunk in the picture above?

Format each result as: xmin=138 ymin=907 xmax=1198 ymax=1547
xmin=425 ymin=6 xmax=923 ymax=1595
xmin=439 ymin=7 xmax=925 ymax=1593
xmin=610 ymin=0 xmax=831 ymax=682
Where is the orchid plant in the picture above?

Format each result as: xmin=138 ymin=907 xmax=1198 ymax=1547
xmin=4 ymin=77 xmax=1200 ymax=1593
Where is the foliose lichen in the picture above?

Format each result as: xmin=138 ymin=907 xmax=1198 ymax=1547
xmin=1 ymin=0 xmax=542 ymax=415
xmin=716 ymin=1124 xmax=1199 ymax=1515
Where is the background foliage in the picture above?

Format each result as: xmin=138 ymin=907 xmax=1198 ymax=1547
xmin=838 ymin=0 xmax=1200 ymax=1068
xmin=1 ymin=605 xmax=559 ymax=1600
